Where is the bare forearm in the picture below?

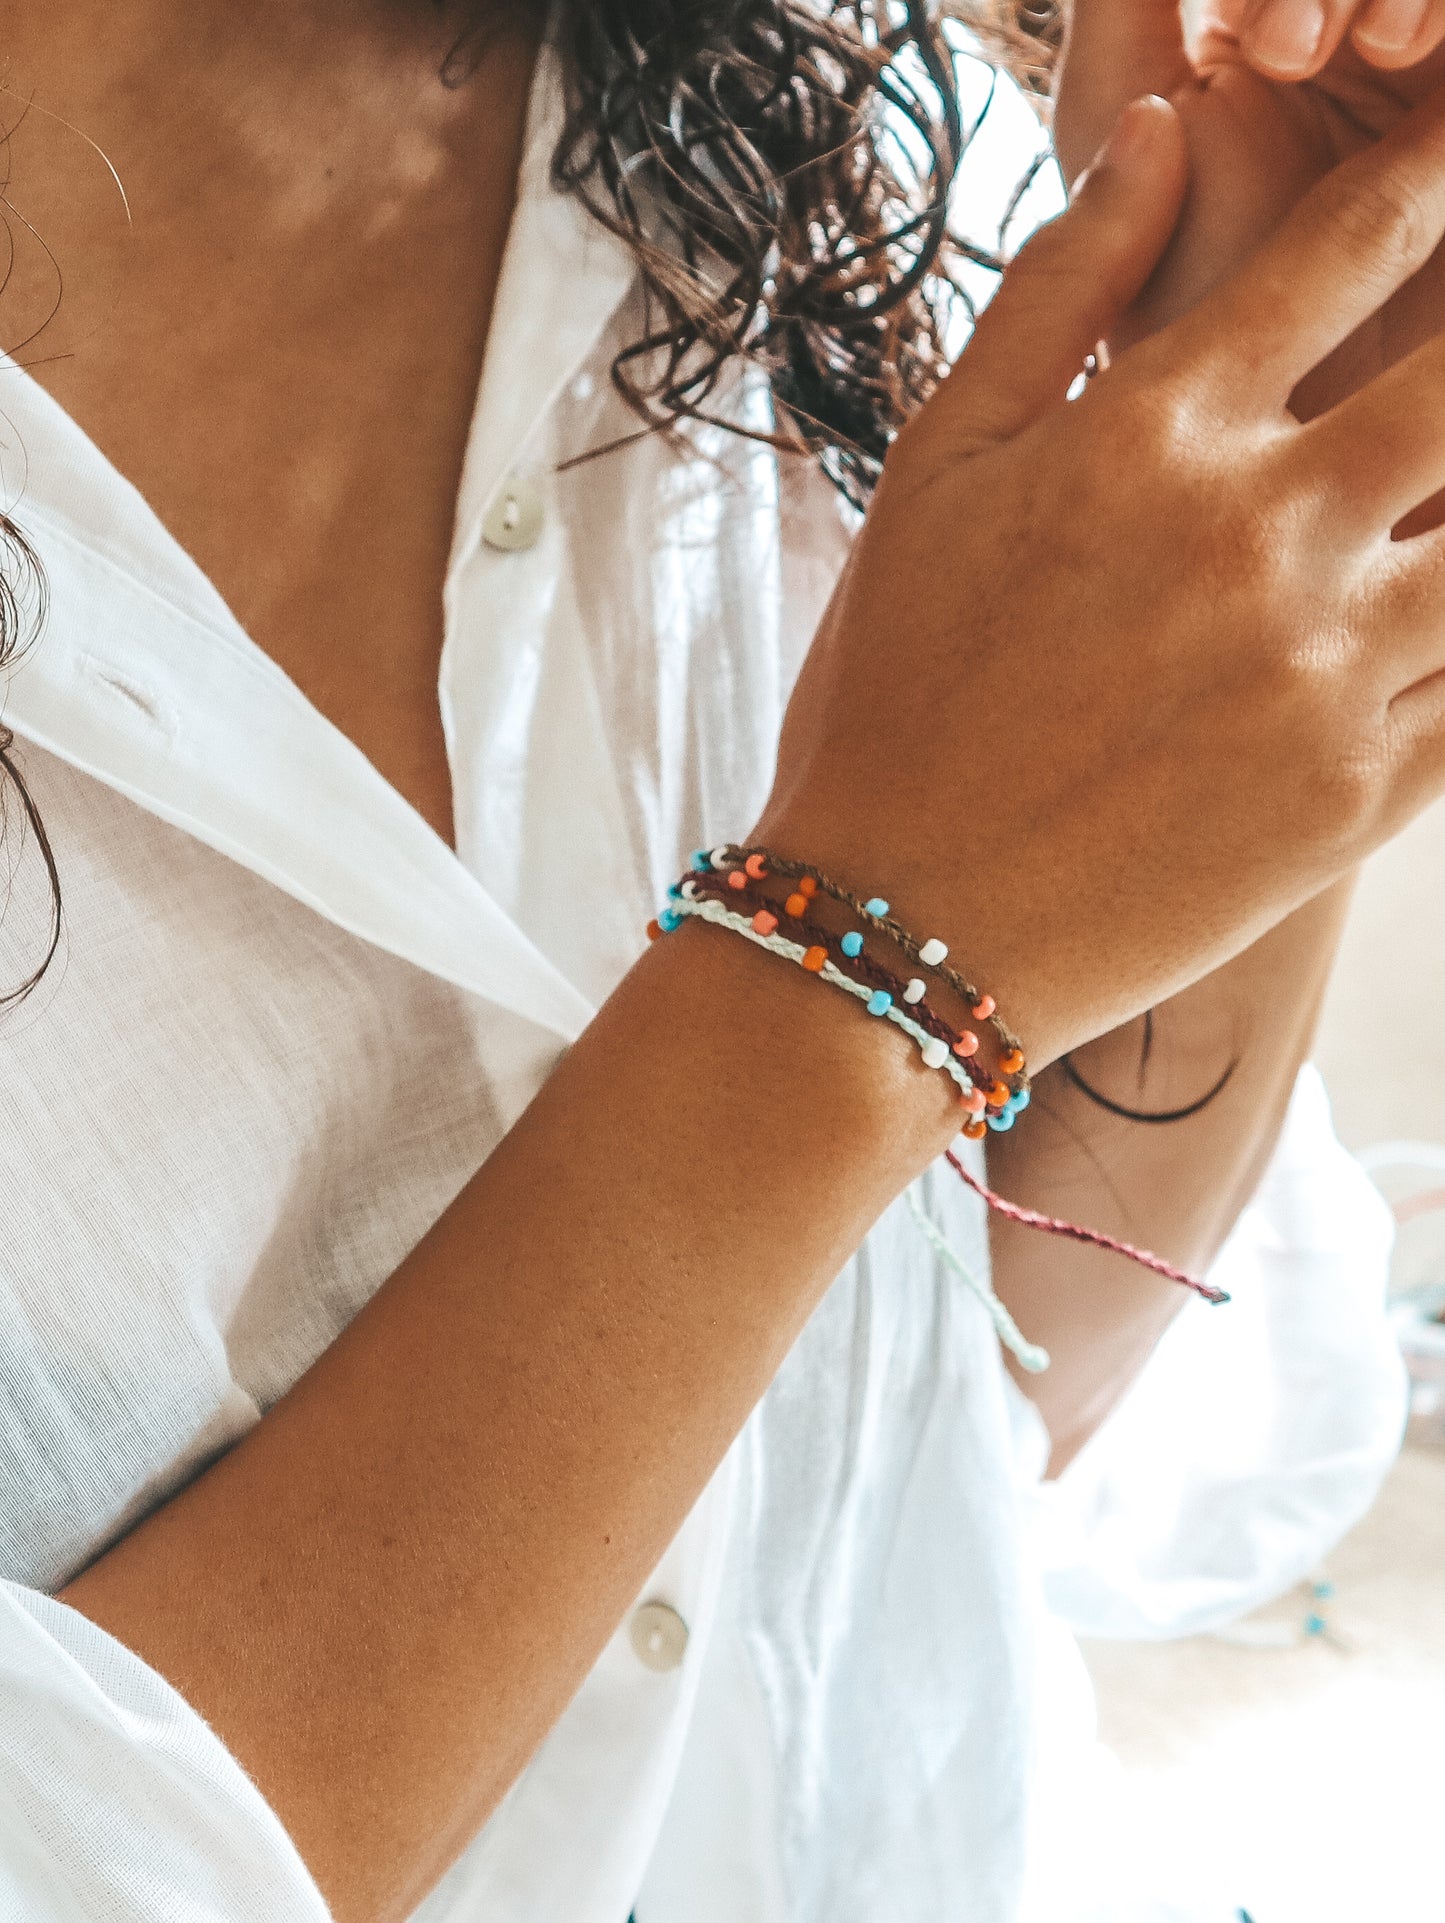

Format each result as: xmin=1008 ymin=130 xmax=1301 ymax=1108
xmin=987 ymin=880 xmax=1355 ymax=1473
xmin=62 ymin=925 xmax=957 ymax=1923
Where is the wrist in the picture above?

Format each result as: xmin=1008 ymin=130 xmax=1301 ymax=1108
xmin=749 ymin=798 xmax=1074 ymax=1074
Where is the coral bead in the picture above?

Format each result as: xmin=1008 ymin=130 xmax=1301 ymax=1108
xmin=801 ymin=946 xmax=827 ymax=973
xmin=962 ymin=1088 xmax=986 ymax=1115
xmin=745 ymin=853 xmax=769 ymax=880
xmin=841 ymin=931 xmax=864 ymax=959
xmin=919 ymin=938 xmax=948 ymax=967
xmin=798 ymin=875 xmax=818 ymax=898
xmin=953 ymin=1031 xmax=979 ymax=1058
xmin=727 ymin=869 xmax=748 ymax=890
xmin=962 ymin=1117 xmax=988 ymax=1141
xmin=752 ymin=910 xmax=779 ymax=936
xmin=1000 ymin=1047 xmax=1025 ymax=1075
xmin=971 ymin=994 xmax=996 ymax=1020
xmin=784 ymin=892 xmax=809 ymax=919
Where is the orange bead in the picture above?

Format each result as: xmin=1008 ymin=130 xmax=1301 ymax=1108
xmin=801 ymin=945 xmax=827 ymax=973
xmin=646 ymin=918 xmax=663 ymax=942
xmin=745 ymin=853 xmax=768 ymax=880
xmin=988 ymin=1081 xmax=1010 ymax=1107
xmin=798 ymin=875 xmax=818 ymax=898
xmin=953 ymin=1031 xmax=979 ymax=1058
xmin=962 ymin=1117 xmax=987 ymax=1141
xmin=752 ymin=910 xmax=779 ymax=936
xmin=971 ymin=994 xmax=996 ymax=1021
xmin=784 ymin=892 xmax=809 ymax=919
xmin=1000 ymin=1047 xmax=1025 ymax=1075
xmin=727 ymin=869 xmax=748 ymax=890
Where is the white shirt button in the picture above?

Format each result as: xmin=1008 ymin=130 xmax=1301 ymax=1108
xmin=629 ymin=1599 xmax=689 ymax=1672
xmin=481 ymin=476 xmax=545 ymax=552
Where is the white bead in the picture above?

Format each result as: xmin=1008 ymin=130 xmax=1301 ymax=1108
xmin=710 ymin=847 xmax=731 ymax=870
xmin=918 ymin=938 xmax=948 ymax=967
xmin=921 ymin=1038 xmax=950 ymax=1070
xmin=681 ymin=879 xmax=699 ymax=898
xmin=903 ymin=977 xmax=926 ymax=1004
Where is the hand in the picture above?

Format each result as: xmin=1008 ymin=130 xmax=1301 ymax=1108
xmin=760 ymin=91 xmax=1445 ymax=1068
xmin=1058 ymin=0 xmax=1445 ymax=432
xmin=1223 ymin=0 xmax=1445 ymax=85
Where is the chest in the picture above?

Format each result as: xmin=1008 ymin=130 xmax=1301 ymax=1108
xmin=0 ymin=29 xmax=539 ymax=848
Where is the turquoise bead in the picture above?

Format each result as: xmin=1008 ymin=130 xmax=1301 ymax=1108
xmin=666 ymin=883 xmax=684 ymax=900
xmin=986 ymin=1110 xmax=1015 ymax=1131
xmin=864 ymin=897 xmax=889 ymax=917
xmin=1006 ymin=1089 xmax=1031 ymax=1114
xmin=658 ymin=906 xmax=683 ymax=932
xmin=866 ymin=989 xmax=893 ymax=1016
xmin=1304 ymin=1613 xmax=1327 ymax=1637
xmin=841 ymin=931 xmax=864 ymax=958
xmin=691 ymin=849 xmax=712 ymax=870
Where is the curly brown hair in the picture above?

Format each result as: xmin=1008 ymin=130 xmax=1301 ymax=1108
xmin=547 ymin=0 xmax=1060 ymax=504
xmin=0 ymin=0 xmax=1060 ymax=1002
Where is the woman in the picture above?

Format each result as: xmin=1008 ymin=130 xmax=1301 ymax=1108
xmin=0 ymin=0 xmax=1438 ymax=1917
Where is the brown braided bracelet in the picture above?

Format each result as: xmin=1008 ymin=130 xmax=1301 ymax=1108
xmin=678 ymin=870 xmax=1004 ymax=1132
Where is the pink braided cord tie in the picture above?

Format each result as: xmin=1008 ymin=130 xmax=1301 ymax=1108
xmin=944 ymin=1149 xmax=1230 ymax=1306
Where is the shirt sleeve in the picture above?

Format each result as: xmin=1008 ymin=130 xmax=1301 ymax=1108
xmin=1014 ymin=1064 xmax=1408 ymax=1641
xmin=0 ymin=1582 xmax=331 ymax=1920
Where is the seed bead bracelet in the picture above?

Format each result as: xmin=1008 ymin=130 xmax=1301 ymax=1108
xmin=697 ymin=845 xmax=1029 ymax=1099
xmin=673 ymin=870 xmax=1024 ymax=1133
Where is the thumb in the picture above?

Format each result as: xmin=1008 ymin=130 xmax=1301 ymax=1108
xmin=1056 ymin=0 xmax=1193 ymax=180
xmin=919 ymin=97 xmax=1188 ymax=455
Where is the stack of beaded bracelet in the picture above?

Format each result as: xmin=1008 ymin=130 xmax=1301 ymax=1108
xmin=650 ymin=844 xmax=1028 ymax=1137
xmin=648 ymin=842 xmax=1228 ymax=1309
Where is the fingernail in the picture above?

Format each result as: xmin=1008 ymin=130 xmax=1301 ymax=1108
xmin=1243 ymin=0 xmax=1326 ymax=73
xmin=1091 ymin=95 xmax=1169 ymax=178
xmin=1354 ymin=0 xmax=1427 ymax=54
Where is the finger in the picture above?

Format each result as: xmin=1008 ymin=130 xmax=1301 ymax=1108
xmin=1056 ymin=0 xmax=1192 ymax=180
xmin=919 ymin=98 xmax=1188 ymax=453
xmin=1171 ymin=88 xmax=1445 ymax=405
xmin=1353 ymin=0 xmax=1445 ymax=68
xmin=1299 ymin=321 xmax=1445 ymax=533
xmin=1235 ymin=0 xmax=1369 ymax=78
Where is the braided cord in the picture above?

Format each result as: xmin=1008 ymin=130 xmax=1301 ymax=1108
xmin=904 ymin=1185 xmax=1050 ymax=1373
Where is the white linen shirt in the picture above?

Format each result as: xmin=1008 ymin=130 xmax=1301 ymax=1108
xmin=0 ymin=45 xmax=1407 ymax=1923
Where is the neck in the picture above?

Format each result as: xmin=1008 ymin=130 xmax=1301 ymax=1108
xmin=0 ymin=0 xmax=541 ymax=358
